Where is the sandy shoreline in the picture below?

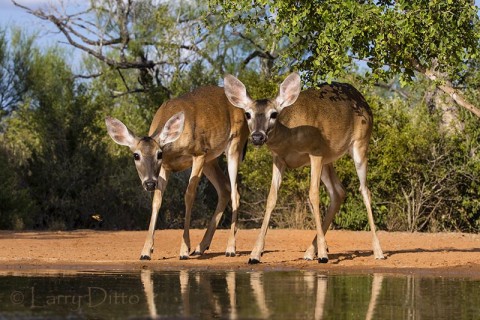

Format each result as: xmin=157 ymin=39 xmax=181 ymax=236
xmin=1 ymin=229 xmax=479 ymax=277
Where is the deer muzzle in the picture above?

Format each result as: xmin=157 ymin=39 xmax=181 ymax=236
xmin=251 ymin=132 xmax=267 ymax=146
xmin=143 ymin=179 xmax=157 ymax=192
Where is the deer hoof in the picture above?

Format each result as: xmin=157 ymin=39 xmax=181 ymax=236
xmin=179 ymin=255 xmax=189 ymax=260
xmin=248 ymin=258 xmax=260 ymax=264
xmin=140 ymin=255 xmax=151 ymax=261
xmin=191 ymin=250 xmax=202 ymax=256
xmin=318 ymin=257 xmax=329 ymax=264
xmin=225 ymin=252 xmax=236 ymax=257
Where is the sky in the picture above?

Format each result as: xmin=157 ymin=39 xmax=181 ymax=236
xmin=0 ymin=0 xmax=89 ymax=68
xmin=0 ymin=0 xmax=65 ymax=43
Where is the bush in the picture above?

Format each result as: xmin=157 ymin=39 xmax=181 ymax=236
xmin=0 ymin=146 xmax=36 ymax=230
xmin=1 ymin=34 xmax=478 ymax=232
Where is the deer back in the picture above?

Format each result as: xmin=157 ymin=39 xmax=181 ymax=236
xmin=268 ymin=83 xmax=373 ymax=166
xmin=149 ymin=86 xmax=248 ymax=172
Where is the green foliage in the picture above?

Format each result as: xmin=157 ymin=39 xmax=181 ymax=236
xmin=0 ymin=28 xmax=35 ymax=119
xmin=0 ymin=27 xmax=228 ymax=231
xmin=0 ymin=35 xmax=147 ymax=229
xmin=1 ymin=1 xmax=479 ymax=234
xmin=0 ymin=146 xmax=36 ymax=230
xmin=333 ymin=78 xmax=480 ymax=232
xmin=212 ymin=0 xmax=480 ymax=85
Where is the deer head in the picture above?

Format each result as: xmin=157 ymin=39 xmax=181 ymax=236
xmin=224 ymin=73 xmax=301 ymax=146
xmin=105 ymin=112 xmax=185 ymax=191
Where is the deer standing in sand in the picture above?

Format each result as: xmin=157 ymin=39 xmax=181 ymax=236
xmin=224 ymin=73 xmax=384 ymax=263
xmin=106 ymin=86 xmax=249 ymax=260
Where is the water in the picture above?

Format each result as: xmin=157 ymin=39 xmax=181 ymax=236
xmin=0 ymin=270 xmax=479 ymax=319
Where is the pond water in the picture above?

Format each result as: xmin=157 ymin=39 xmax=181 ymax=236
xmin=0 ymin=270 xmax=479 ymax=319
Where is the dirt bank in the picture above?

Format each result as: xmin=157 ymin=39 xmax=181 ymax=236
xmin=1 ymin=229 xmax=479 ymax=277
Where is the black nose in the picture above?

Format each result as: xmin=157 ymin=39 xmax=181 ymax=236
xmin=251 ymin=132 xmax=266 ymax=145
xmin=144 ymin=180 xmax=157 ymax=191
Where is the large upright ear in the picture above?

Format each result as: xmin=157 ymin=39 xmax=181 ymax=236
xmin=275 ymin=73 xmax=301 ymax=111
xmin=157 ymin=111 xmax=185 ymax=147
xmin=224 ymin=74 xmax=254 ymax=110
xmin=105 ymin=116 xmax=138 ymax=148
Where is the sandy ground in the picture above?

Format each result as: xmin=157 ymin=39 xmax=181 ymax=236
xmin=1 ymin=229 xmax=479 ymax=277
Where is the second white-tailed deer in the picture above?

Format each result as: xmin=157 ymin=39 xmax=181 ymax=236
xmin=224 ymin=73 xmax=384 ymax=263
xmin=106 ymin=86 xmax=249 ymax=260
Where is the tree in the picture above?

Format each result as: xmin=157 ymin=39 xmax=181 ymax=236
xmin=12 ymin=0 xmax=192 ymax=96
xmin=12 ymin=0 xmax=280 ymax=97
xmin=212 ymin=0 xmax=480 ymax=118
xmin=0 ymin=28 xmax=35 ymax=119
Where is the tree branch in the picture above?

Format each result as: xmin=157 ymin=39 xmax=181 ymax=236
xmin=374 ymin=82 xmax=409 ymax=99
xmin=73 ymin=72 xmax=103 ymax=80
xmin=407 ymin=57 xmax=480 ymax=118
xmin=12 ymin=0 xmax=154 ymax=70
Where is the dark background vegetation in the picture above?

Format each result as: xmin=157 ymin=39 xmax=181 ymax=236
xmin=0 ymin=0 xmax=479 ymax=233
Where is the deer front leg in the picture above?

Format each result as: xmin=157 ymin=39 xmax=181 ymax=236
xmin=140 ymin=269 xmax=158 ymax=318
xmin=249 ymin=157 xmax=286 ymax=264
xmin=140 ymin=167 xmax=169 ymax=260
xmin=180 ymin=155 xmax=205 ymax=260
xmin=309 ymin=155 xmax=329 ymax=263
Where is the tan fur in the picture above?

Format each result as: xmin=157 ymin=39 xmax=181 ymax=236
xmin=268 ymin=85 xmax=372 ymax=167
xmin=149 ymin=87 xmax=247 ymax=171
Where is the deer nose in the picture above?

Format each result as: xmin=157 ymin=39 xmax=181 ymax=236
xmin=144 ymin=180 xmax=157 ymax=191
xmin=251 ymin=132 xmax=267 ymax=146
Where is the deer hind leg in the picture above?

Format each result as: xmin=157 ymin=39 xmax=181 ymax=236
xmin=225 ymin=138 xmax=245 ymax=257
xmin=352 ymin=141 xmax=385 ymax=259
xmin=192 ymin=160 xmax=230 ymax=256
xmin=249 ymin=156 xmax=286 ymax=264
xmin=180 ymin=155 xmax=206 ymax=260
xmin=304 ymin=164 xmax=346 ymax=260
xmin=308 ymin=155 xmax=329 ymax=263
xmin=140 ymin=166 xmax=170 ymax=260
xmin=179 ymin=270 xmax=191 ymax=317
xmin=250 ymin=272 xmax=270 ymax=319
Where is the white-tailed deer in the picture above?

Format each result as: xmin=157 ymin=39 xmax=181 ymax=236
xmin=224 ymin=73 xmax=384 ymax=263
xmin=106 ymin=86 xmax=249 ymax=260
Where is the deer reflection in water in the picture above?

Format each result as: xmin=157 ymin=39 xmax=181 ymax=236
xmin=140 ymin=270 xmax=384 ymax=319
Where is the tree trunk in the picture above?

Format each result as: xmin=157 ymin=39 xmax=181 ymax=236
xmin=423 ymin=69 xmax=480 ymax=119
xmin=426 ymin=88 xmax=464 ymax=134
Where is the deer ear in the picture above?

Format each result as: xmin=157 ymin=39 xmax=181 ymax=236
xmin=275 ymin=73 xmax=301 ymax=111
xmin=224 ymin=74 xmax=253 ymax=111
xmin=105 ymin=116 xmax=138 ymax=148
xmin=157 ymin=111 xmax=185 ymax=147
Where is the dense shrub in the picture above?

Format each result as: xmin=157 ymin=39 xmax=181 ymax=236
xmin=0 ymin=35 xmax=478 ymax=232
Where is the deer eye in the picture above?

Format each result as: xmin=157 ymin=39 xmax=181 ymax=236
xmin=245 ymin=112 xmax=252 ymax=120
xmin=270 ymin=112 xmax=278 ymax=119
xmin=157 ymin=151 xmax=162 ymax=160
xmin=133 ymin=153 xmax=140 ymax=161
